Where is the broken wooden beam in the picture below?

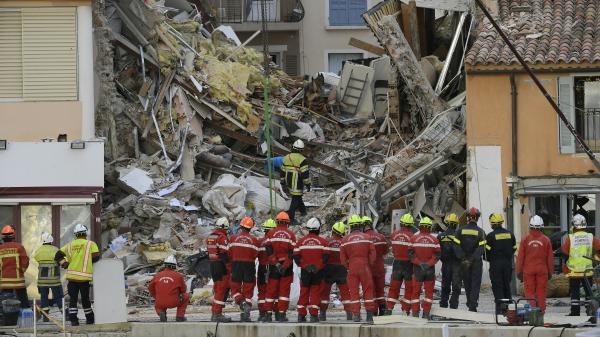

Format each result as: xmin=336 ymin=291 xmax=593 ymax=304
xmin=348 ymin=37 xmax=385 ymax=56
xmin=111 ymin=31 xmax=160 ymax=69
xmin=401 ymin=1 xmax=421 ymax=59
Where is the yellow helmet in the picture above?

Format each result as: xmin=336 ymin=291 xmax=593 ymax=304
xmin=262 ymin=218 xmax=276 ymax=230
xmin=419 ymin=217 xmax=433 ymax=227
xmin=332 ymin=222 xmax=345 ymax=235
xmin=348 ymin=215 xmax=363 ymax=228
xmin=400 ymin=213 xmax=414 ymax=226
xmin=444 ymin=213 xmax=459 ymax=225
xmin=489 ymin=212 xmax=504 ymax=225
xmin=362 ymin=216 xmax=373 ymax=224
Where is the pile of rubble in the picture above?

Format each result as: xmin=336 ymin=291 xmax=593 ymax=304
xmin=93 ymin=0 xmax=471 ymax=305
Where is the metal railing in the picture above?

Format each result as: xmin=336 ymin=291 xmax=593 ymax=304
xmin=578 ymin=108 xmax=600 ymax=153
xmin=209 ymin=0 xmax=304 ymax=24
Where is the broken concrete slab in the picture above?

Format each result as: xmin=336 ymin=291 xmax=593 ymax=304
xmin=118 ymin=167 xmax=154 ymax=195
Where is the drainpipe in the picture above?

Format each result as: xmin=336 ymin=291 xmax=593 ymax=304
xmin=509 ymin=73 xmax=518 ymax=295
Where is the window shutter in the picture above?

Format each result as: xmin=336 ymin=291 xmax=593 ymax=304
xmin=329 ymin=0 xmax=349 ymax=26
xmin=558 ymin=76 xmax=576 ymax=154
xmin=0 ymin=11 xmax=23 ymax=99
xmin=22 ymin=7 xmax=77 ymax=101
xmin=348 ymin=0 xmax=366 ymax=26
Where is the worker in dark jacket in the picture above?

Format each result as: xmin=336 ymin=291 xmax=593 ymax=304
xmin=485 ymin=212 xmax=517 ymax=313
xmin=438 ymin=213 xmax=459 ymax=309
xmin=453 ymin=208 xmax=486 ymax=312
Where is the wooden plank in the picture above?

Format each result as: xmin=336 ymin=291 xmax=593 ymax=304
xmin=373 ymin=314 xmax=428 ymax=325
xmin=401 ymin=0 xmax=421 ymax=59
xmin=544 ymin=313 xmax=590 ymax=326
xmin=430 ymin=307 xmax=506 ymax=324
xmin=111 ymin=31 xmax=159 ymax=69
xmin=348 ymin=37 xmax=385 ymax=56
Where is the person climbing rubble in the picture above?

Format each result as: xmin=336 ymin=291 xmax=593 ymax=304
xmin=34 ymin=232 xmax=63 ymax=321
xmin=516 ymin=215 xmax=553 ymax=313
xmin=293 ymin=217 xmax=329 ymax=322
xmin=320 ymin=221 xmax=351 ymax=321
xmin=228 ymin=216 xmax=259 ymax=322
xmin=257 ymin=219 xmax=276 ymax=321
xmin=485 ymin=212 xmax=516 ymax=314
xmin=410 ymin=217 xmax=440 ymax=319
xmin=363 ymin=216 xmax=389 ymax=316
xmin=385 ymin=213 xmax=415 ymax=315
xmin=149 ymin=256 xmax=189 ymax=322
xmin=438 ymin=213 xmax=459 ymax=309
xmin=264 ymin=211 xmax=297 ymax=322
xmin=341 ymin=215 xmax=376 ymax=323
xmin=206 ymin=217 xmax=232 ymax=322
xmin=0 ymin=225 xmax=29 ymax=309
xmin=280 ymin=139 xmax=310 ymax=225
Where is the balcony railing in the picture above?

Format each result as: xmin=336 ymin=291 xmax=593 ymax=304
xmin=209 ymin=0 xmax=304 ymax=24
xmin=578 ymin=108 xmax=600 ymax=153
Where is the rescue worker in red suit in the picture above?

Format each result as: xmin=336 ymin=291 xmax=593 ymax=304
xmin=410 ymin=217 xmax=440 ymax=319
xmin=320 ymin=222 xmax=352 ymax=321
xmin=149 ymin=255 xmax=189 ymax=322
xmin=264 ymin=211 xmax=297 ymax=322
xmin=363 ymin=216 xmax=389 ymax=316
xmin=340 ymin=215 xmax=376 ymax=323
xmin=229 ymin=216 xmax=259 ymax=322
xmin=293 ymin=218 xmax=329 ymax=322
xmin=257 ymin=219 xmax=276 ymax=321
xmin=516 ymin=215 xmax=554 ymax=313
xmin=206 ymin=217 xmax=232 ymax=322
xmin=385 ymin=213 xmax=415 ymax=315
xmin=0 ymin=225 xmax=29 ymax=308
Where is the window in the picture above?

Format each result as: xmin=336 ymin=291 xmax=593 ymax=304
xmin=0 ymin=8 xmax=77 ymax=101
xmin=328 ymin=52 xmax=362 ymax=75
xmin=0 ymin=206 xmax=14 ymax=225
xmin=329 ymin=0 xmax=366 ymax=26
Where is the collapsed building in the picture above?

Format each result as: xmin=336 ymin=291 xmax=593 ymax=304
xmin=92 ymin=0 xmax=471 ymax=305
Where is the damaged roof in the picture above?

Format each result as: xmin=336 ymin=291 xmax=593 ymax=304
xmin=466 ymin=0 xmax=600 ymax=66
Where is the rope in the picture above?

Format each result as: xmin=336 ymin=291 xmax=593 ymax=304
xmin=261 ymin=0 xmax=274 ymax=217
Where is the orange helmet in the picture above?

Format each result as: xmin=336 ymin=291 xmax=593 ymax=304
xmin=1 ymin=225 xmax=14 ymax=236
xmin=240 ymin=216 xmax=254 ymax=230
xmin=275 ymin=211 xmax=290 ymax=224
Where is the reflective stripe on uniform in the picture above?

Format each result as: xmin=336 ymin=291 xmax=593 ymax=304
xmin=412 ymin=243 xmax=440 ymax=248
xmin=485 ymin=245 xmax=491 ymax=250
xmin=495 ymin=233 xmax=512 ymax=240
xmin=340 ymin=240 xmax=372 ymax=247
xmin=461 ymin=229 xmax=479 ymax=236
xmin=391 ymin=241 xmax=411 ymax=246
xmin=228 ymin=243 xmax=258 ymax=250
xmin=267 ymin=238 xmax=294 ymax=244
xmin=478 ymin=240 xmax=487 ymax=246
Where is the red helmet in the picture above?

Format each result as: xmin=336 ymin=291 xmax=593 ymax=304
xmin=467 ymin=207 xmax=481 ymax=219
xmin=240 ymin=216 xmax=254 ymax=230
xmin=275 ymin=211 xmax=290 ymax=224
xmin=1 ymin=225 xmax=14 ymax=236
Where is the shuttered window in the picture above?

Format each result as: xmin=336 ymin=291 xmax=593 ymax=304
xmin=329 ymin=0 xmax=366 ymax=26
xmin=0 ymin=7 xmax=77 ymax=101
xmin=558 ymin=76 xmax=576 ymax=153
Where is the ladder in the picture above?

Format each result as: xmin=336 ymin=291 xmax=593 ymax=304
xmin=340 ymin=68 xmax=369 ymax=115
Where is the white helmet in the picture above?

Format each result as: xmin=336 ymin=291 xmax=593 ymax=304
xmin=305 ymin=217 xmax=320 ymax=230
xmin=215 ymin=217 xmax=230 ymax=230
xmin=164 ymin=255 xmax=177 ymax=266
xmin=74 ymin=223 xmax=88 ymax=236
xmin=573 ymin=214 xmax=587 ymax=229
xmin=293 ymin=139 xmax=305 ymax=151
xmin=41 ymin=232 xmax=54 ymax=244
xmin=529 ymin=215 xmax=544 ymax=229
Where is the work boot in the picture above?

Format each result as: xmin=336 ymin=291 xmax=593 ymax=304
xmin=440 ymin=302 xmax=448 ymax=308
xmin=353 ymin=313 xmax=361 ymax=322
xmin=277 ymin=312 xmax=288 ymax=322
xmin=366 ymin=312 xmax=374 ymax=324
xmin=41 ymin=309 xmax=50 ymax=322
xmin=383 ymin=309 xmax=392 ymax=316
xmin=346 ymin=311 xmax=353 ymax=321
xmin=85 ymin=313 xmax=95 ymax=325
xmin=263 ymin=312 xmax=272 ymax=322
xmin=405 ymin=311 xmax=411 ymax=316
xmin=211 ymin=314 xmax=232 ymax=323
xmin=159 ymin=311 xmax=167 ymax=322
xmin=412 ymin=311 xmax=420 ymax=318
xmin=378 ymin=304 xmax=387 ymax=317
xmin=319 ymin=311 xmax=326 ymax=321
xmin=70 ymin=319 xmax=79 ymax=326
xmin=468 ymin=308 xmax=477 ymax=313
xmin=298 ymin=315 xmax=307 ymax=322
xmin=258 ymin=311 xmax=265 ymax=322
xmin=309 ymin=315 xmax=319 ymax=323
xmin=274 ymin=311 xmax=281 ymax=321
xmin=176 ymin=316 xmax=187 ymax=322
xmin=422 ymin=312 xmax=431 ymax=320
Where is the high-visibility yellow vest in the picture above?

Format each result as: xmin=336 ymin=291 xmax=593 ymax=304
xmin=281 ymin=153 xmax=309 ymax=196
xmin=34 ymin=244 xmax=61 ymax=287
xmin=60 ymin=239 xmax=99 ymax=281
xmin=567 ymin=232 xmax=593 ymax=275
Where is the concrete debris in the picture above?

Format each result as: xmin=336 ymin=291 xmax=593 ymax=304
xmin=94 ymin=0 xmax=471 ymax=306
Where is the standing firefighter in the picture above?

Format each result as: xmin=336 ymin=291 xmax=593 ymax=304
xmin=363 ymin=216 xmax=389 ymax=315
xmin=438 ymin=213 xmax=459 ymax=309
xmin=148 ymin=256 xmax=189 ymax=322
xmin=206 ymin=217 xmax=231 ymax=322
xmin=561 ymin=214 xmax=600 ymax=316
xmin=385 ymin=213 xmax=415 ymax=315
xmin=320 ymin=221 xmax=351 ymax=321
xmin=340 ymin=215 xmax=376 ymax=323
xmin=293 ymin=218 xmax=329 ymax=322
xmin=485 ymin=212 xmax=517 ymax=313
xmin=453 ymin=208 xmax=486 ymax=312
xmin=229 ymin=217 xmax=259 ymax=322
xmin=34 ymin=232 xmax=63 ymax=321
xmin=55 ymin=224 xmax=100 ymax=326
xmin=257 ymin=219 xmax=276 ymax=321
xmin=281 ymin=139 xmax=310 ymax=224
xmin=516 ymin=215 xmax=553 ymax=313
xmin=410 ymin=217 xmax=440 ymax=319
xmin=0 ymin=225 xmax=29 ymax=308
xmin=264 ymin=211 xmax=297 ymax=322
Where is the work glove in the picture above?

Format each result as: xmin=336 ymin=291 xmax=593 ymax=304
xmin=305 ymin=264 xmax=318 ymax=274
xmin=517 ymin=272 xmax=523 ymax=281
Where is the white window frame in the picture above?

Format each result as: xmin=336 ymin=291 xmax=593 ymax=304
xmin=325 ymin=0 xmax=373 ymax=30
xmin=324 ymin=49 xmax=367 ymax=74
